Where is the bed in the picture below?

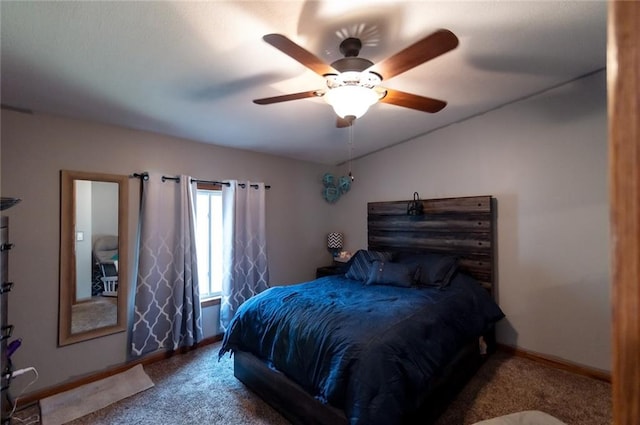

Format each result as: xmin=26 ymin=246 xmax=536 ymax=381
xmin=219 ymin=195 xmax=503 ymax=425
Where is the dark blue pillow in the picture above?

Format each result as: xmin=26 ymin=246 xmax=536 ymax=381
xmin=345 ymin=250 xmax=393 ymax=281
xmin=365 ymin=261 xmax=414 ymax=288
xmin=395 ymin=252 xmax=458 ymax=288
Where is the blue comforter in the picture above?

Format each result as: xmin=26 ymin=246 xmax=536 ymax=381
xmin=219 ymin=273 xmax=504 ymax=425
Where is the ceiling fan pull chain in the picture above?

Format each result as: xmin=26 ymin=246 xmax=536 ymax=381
xmin=348 ymin=122 xmax=355 ymax=181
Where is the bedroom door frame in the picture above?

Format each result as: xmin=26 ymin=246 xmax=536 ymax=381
xmin=608 ymin=1 xmax=639 ymax=424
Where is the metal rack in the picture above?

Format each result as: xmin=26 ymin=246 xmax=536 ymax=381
xmin=1 ymin=216 xmax=14 ymax=424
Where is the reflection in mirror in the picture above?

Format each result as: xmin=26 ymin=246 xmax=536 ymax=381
xmin=59 ymin=170 xmax=129 ymax=346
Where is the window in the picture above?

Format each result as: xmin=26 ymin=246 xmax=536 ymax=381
xmin=195 ymin=183 xmax=223 ymax=300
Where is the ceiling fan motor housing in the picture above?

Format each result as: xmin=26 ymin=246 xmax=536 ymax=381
xmin=325 ymin=71 xmax=382 ymax=90
xmin=327 ymin=37 xmax=383 ymax=95
xmin=329 ymin=57 xmax=376 ymax=74
xmin=340 ymin=37 xmax=362 ymax=57
xmin=330 ymin=37 xmax=380 ymax=76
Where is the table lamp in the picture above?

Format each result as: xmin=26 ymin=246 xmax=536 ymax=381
xmin=327 ymin=232 xmax=344 ymax=258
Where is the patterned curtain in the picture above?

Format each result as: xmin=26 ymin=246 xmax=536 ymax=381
xmin=131 ymin=172 xmax=203 ymax=356
xmin=220 ymin=180 xmax=269 ymax=331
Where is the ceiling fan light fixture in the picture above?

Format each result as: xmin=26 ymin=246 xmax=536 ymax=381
xmin=323 ymin=71 xmax=383 ymax=119
xmin=324 ymin=85 xmax=380 ymax=119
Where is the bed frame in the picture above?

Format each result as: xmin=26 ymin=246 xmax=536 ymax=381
xmin=234 ymin=195 xmax=496 ymax=425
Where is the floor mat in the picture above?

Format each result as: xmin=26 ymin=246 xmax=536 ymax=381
xmin=39 ymin=364 xmax=154 ymax=425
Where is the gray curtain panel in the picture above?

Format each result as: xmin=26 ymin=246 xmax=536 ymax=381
xmin=220 ymin=180 xmax=269 ymax=331
xmin=131 ymin=173 xmax=203 ymax=356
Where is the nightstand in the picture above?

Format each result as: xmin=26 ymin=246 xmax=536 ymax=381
xmin=316 ymin=264 xmax=347 ymax=278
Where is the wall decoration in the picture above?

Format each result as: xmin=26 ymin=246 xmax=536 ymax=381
xmin=338 ymin=176 xmax=351 ymax=193
xmin=322 ymin=173 xmax=335 ymax=187
xmin=322 ymin=185 xmax=341 ymax=203
xmin=322 ymin=120 xmax=355 ymax=203
xmin=322 ymin=173 xmax=353 ymax=203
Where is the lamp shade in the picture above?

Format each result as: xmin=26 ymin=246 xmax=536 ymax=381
xmin=324 ymin=85 xmax=380 ymax=119
xmin=327 ymin=232 xmax=344 ymax=249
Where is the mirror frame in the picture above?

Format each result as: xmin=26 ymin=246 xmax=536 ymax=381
xmin=59 ymin=170 xmax=129 ymax=346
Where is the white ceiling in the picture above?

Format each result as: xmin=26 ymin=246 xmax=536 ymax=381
xmin=0 ymin=1 xmax=607 ymax=165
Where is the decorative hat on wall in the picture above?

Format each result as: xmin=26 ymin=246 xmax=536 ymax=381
xmin=322 ymin=172 xmax=352 ymax=203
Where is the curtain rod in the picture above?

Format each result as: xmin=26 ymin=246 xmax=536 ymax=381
xmin=190 ymin=178 xmax=271 ymax=189
xmin=190 ymin=178 xmax=228 ymax=186
xmin=131 ymin=172 xmax=149 ymax=181
xmin=130 ymin=172 xmax=270 ymax=189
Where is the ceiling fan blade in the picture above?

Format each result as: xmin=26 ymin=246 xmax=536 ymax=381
xmin=380 ymin=88 xmax=447 ymax=113
xmin=336 ymin=115 xmax=355 ymax=128
xmin=263 ymin=34 xmax=336 ymax=77
xmin=253 ymin=90 xmax=321 ymax=105
xmin=369 ymin=29 xmax=459 ymax=80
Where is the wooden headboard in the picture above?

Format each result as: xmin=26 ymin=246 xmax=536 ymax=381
xmin=368 ymin=195 xmax=495 ymax=292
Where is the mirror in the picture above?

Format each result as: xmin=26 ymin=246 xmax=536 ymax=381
xmin=59 ymin=170 xmax=129 ymax=346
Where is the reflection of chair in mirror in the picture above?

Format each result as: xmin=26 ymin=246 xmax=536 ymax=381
xmin=93 ymin=235 xmax=118 ymax=297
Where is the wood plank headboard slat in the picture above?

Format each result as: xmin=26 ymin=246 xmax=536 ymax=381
xmin=368 ymin=218 xmax=491 ymax=233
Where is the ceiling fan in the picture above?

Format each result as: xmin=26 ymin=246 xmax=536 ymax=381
xmin=253 ymin=29 xmax=459 ymax=127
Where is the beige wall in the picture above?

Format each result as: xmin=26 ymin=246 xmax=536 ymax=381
xmin=336 ymin=71 xmax=610 ymax=371
xmin=0 ymin=68 xmax=610 ymax=395
xmin=0 ymin=111 xmax=336 ymax=392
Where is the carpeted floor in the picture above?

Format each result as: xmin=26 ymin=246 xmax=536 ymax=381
xmin=434 ymin=351 xmax=611 ymax=424
xmin=71 ymin=297 xmax=117 ymax=334
xmin=14 ymin=343 xmax=611 ymax=425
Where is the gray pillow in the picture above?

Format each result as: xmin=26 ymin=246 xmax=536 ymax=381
xmin=395 ymin=253 xmax=458 ymax=288
xmin=365 ymin=261 xmax=414 ymax=288
xmin=345 ymin=250 xmax=393 ymax=281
